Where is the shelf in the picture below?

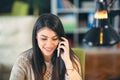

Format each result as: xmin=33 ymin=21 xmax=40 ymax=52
xmin=65 ymin=27 xmax=89 ymax=34
xmin=51 ymin=0 xmax=96 ymax=47
xmin=57 ymin=8 xmax=77 ymax=13
xmin=57 ymin=8 xmax=95 ymax=13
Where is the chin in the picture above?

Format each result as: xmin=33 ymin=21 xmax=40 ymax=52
xmin=43 ymin=51 xmax=53 ymax=56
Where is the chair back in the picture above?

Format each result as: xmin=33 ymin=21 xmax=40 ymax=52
xmin=11 ymin=1 xmax=29 ymax=16
xmin=72 ymin=48 xmax=85 ymax=80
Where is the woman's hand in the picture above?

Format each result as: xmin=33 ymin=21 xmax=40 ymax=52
xmin=58 ymin=37 xmax=73 ymax=69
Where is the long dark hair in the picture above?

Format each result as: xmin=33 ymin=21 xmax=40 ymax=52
xmin=31 ymin=13 xmax=80 ymax=80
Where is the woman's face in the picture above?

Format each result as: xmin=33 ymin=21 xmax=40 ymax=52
xmin=36 ymin=27 xmax=59 ymax=59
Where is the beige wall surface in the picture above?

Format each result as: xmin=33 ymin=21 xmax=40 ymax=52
xmin=0 ymin=16 xmax=37 ymax=66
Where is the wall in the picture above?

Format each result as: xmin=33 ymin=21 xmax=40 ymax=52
xmin=0 ymin=16 xmax=37 ymax=66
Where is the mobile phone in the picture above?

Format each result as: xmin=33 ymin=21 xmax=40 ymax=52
xmin=57 ymin=47 xmax=60 ymax=57
xmin=57 ymin=39 xmax=64 ymax=57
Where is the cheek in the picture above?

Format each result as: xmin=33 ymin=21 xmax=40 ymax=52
xmin=54 ymin=40 xmax=59 ymax=46
xmin=54 ymin=42 xmax=58 ymax=48
xmin=54 ymin=41 xmax=59 ymax=49
xmin=37 ymin=39 xmax=43 ymax=48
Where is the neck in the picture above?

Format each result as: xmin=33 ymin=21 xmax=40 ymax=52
xmin=44 ymin=55 xmax=52 ymax=63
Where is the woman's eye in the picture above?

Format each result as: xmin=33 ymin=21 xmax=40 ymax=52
xmin=41 ymin=38 xmax=47 ymax=40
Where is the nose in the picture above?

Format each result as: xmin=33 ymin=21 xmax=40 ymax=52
xmin=45 ymin=40 xmax=53 ymax=47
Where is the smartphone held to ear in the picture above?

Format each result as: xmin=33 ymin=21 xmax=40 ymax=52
xmin=57 ymin=42 xmax=65 ymax=57
xmin=57 ymin=37 xmax=67 ymax=57
xmin=57 ymin=47 xmax=60 ymax=57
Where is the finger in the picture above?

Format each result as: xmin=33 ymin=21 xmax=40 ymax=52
xmin=61 ymin=37 xmax=69 ymax=45
xmin=61 ymin=37 xmax=68 ymax=42
xmin=58 ymin=45 xmax=65 ymax=52
xmin=59 ymin=41 xmax=66 ymax=45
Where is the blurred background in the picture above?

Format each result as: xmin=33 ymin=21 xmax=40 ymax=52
xmin=0 ymin=0 xmax=120 ymax=80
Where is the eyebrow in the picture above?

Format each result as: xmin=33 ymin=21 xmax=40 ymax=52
xmin=40 ymin=34 xmax=58 ymax=38
xmin=40 ymin=35 xmax=47 ymax=37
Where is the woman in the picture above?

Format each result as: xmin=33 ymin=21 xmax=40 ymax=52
xmin=9 ymin=13 xmax=82 ymax=80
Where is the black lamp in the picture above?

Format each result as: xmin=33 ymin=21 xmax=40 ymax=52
xmin=83 ymin=0 xmax=120 ymax=47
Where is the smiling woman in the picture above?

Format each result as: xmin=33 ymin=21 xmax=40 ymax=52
xmin=36 ymin=27 xmax=59 ymax=61
xmin=9 ymin=13 xmax=82 ymax=80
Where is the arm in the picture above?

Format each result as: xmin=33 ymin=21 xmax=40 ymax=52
xmin=58 ymin=37 xmax=82 ymax=80
xmin=65 ymin=60 xmax=82 ymax=80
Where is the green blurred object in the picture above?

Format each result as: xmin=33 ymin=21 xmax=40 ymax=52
xmin=0 ymin=1 xmax=29 ymax=16
xmin=11 ymin=1 xmax=29 ymax=16
xmin=60 ymin=14 xmax=76 ymax=33
xmin=72 ymin=48 xmax=85 ymax=80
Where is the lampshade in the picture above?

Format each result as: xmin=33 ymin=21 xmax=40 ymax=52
xmin=83 ymin=23 xmax=120 ymax=46
xmin=82 ymin=0 xmax=120 ymax=47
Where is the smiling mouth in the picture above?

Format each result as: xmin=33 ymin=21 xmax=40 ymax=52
xmin=44 ymin=48 xmax=53 ymax=52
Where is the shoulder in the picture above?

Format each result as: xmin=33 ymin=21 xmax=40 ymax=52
xmin=16 ymin=48 xmax=33 ymax=64
xmin=20 ymin=48 xmax=33 ymax=58
xmin=10 ymin=48 xmax=34 ymax=79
